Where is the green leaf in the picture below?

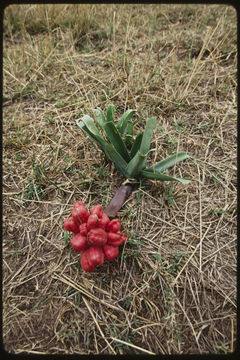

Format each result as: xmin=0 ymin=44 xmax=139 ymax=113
xmin=77 ymin=119 xmax=129 ymax=177
xmin=93 ymin=108 xmax=106 ymax=128
xmin=125 ymin=151 xmax=147 ymax=178
xmin=76 ymin=120 xmax=106 ymax=152
xmin=116 ymin=109 xmax=136 ymax=135
xmin=103 ymin=143 xmax=129 ymax=177
xmin=123 ymin=117 xmax=157 ymax=178
xmin=124 ymin=121 xmax=134 ymax=148
xmin=130 ymin=132 xmax=143 ymax=158
xmin=103 ymin=121 xmax=130 ymax=162
xmin=106 ymin=104 xmax=115 ymax=123
xmin=147 ymin=152 xmax=190 ymax=172
xmin=127 ymin=121 xmax=133 ymax=137
xmin=140 ymin=117 xmax=156 ymax=155
xmin=79 ymin=115 xmax=103 ymax=138
xmin=141 ymin=169 xmax=191 ymax=184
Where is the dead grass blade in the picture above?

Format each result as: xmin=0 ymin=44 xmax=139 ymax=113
xmin=82 ymin=297 xmax=116 ymax=355
xmin=111 ymin=337 xmax=156 ymax=355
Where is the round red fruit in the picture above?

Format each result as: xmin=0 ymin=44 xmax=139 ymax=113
xmin=90 ymin=204 xmax=103 ymax=218
xmin=79 ymin=223 xmax=88 ymax=236
xmin=73 ymin=204 xmax=89 ymax=223
xmin=107 ymin=219 xmax=121 ymax=233
xmin=88 ymin=228 xmax=108 ymax=246
xmin=103 ymin=244 xmax=119 ymax=261
xmin=98 ymin=213 xmax=110 ymax=229
xmin=107 ymin=232 xmax=127 ymax=247
xmin=87 ymin=246 xmax=104 ymax=267
xmin=64 ymin=217 xmax=79 ymax=234
xmin=81 ymin=250 xmax=96 ymax=272
xmin=71 ymin=234 xmax=88 ymax=252
xmin=87 ymin=214 xmax=99 ymax=230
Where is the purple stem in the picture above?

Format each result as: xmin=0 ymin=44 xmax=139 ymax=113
xmin=104 ymin=184 xmax=133 ymax=218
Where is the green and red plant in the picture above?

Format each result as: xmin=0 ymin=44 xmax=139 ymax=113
xmin=64 ymin=104 xmax=192 ymax=272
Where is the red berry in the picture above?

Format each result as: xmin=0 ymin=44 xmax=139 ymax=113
xmin=103 ymin=244 xmax=119 ymax=261
xmin=88 ymin=228 xmax=108 ymax=246
xmin=107 ymin=219 xmax=121 ymax=233
xmin=73 ymin=204 xmax=89 ymax=223
xmin=90 ymin=204 xmax=103 ymax=218
xmin=87 ymin=246 xmax=104 ymax=267
xmin=71 ymin=234 xmax=88 ymax=252
xmin=98 ymin=213 xmax=110 ymax=229
xmin=87 ymin=214 xmax=99 ymax=230
xmin=64 ymin=217 xmax=79 ymax=234
xmin=73 ymin=201 xmax=85 ymax=208
xmin=71 ymin=208 xmax=81 ymax=227
xmin=79 ymin=223 xmax=88 ymax=236
xmin=80 ymin=246 xmax=104 ymax=272
xmin=107 ymin=232 xmax=127 ymax=247
xmin=81 ymin=250 xmax=96 ymax=272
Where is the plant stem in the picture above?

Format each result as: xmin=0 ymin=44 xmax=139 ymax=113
xmin=104 ymin=184 xmax=133 ymax=218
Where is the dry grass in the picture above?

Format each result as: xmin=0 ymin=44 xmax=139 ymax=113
xmin=3 ymin=4 xmax=237 ymax=355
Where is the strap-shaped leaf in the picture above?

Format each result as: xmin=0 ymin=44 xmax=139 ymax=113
xmin=76 ymin=120 xmax=107 ymax=152
xmin=130 ymin=132 xmax=143 ymax=158
xmin=141 ymin=169 xmax=191 ymax=184
xmin=80 ymin=115 xmax=103 ymax=138
xmin=125 ymin=150 xmax=147 ymax=178
xmin=116 ymin=109 xmax=136 ymax=135
xmin=77 ymin=119 xmax=129 ymax=177
xmin=103 ymin=121 xmax=130 ymax=162
xmin=124 ymin=121 xmax=134 ymax=148
xmin=140 ymin=117 xmax=156 ymax=155
xmin=147 ymin=152 xmax=190 ymax=172
xmin=106 ymin=104 xmax=115 ymax=123
xmin=93 ymin=108 xmax=106 ymax=128
xmin=103 ymin=143 xmax=129 ymax=177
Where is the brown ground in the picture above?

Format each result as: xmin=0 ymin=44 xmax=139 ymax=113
xmin=3 ymin=4 xmax=237 ymax=354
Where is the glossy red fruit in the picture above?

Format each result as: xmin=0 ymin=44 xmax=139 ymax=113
xmin=71 ymin=208 xmax=81 ymax=227
xmin=64 ymin=217 xmax=79 ymax=234
xmin=73 ymin=201 xmax=85 ymax=208
xmin=103 ymin=244 xmax=119 ymax=260
xmin=98 ymin=213 xmax=110 ymax=229
xmin=107 ymin=232 xmax=127 ymax=247
xmin=90 ymin=204 xmax=103 ymax=218
xmin=107 ymin=219 xmax=121 ymax=233
xmin=70 ymin=234 xmax=88 ymax=252
xmin=87 ymin=214 xmax=99 ymax=230
xmin=88 ymin=228 xmax=108 ymax=246
xmin=87 ymin=246 xmax=104 ymax=267
xmin=79 ymin=223 xmax=88 ymax=236
xmin=81 ymin=250 xmax=96 ymax=272
xmin=73 ymin=204 xmax=89 ymax=223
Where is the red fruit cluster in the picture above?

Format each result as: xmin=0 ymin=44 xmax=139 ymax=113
xmin=64 ymin=202 xmax=127 ymax=272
